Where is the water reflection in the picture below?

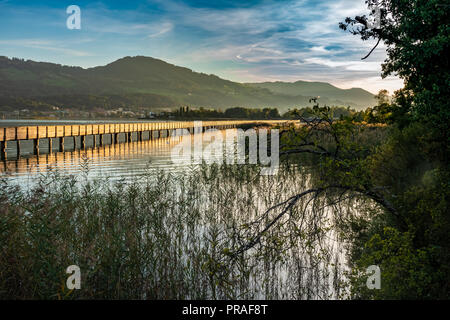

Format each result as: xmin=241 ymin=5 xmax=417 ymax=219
xmin=1 ymin=130 xmax=232 ymax=184
xmin=0 ymin=127 xmax=349 ymax=299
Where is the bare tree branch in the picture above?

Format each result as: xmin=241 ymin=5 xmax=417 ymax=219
xmin=362 ymin=37 xmax=381 ymax=60
xmin=231 ymin=188 xmax=323 ymax=257
xmin=230 ymin=184 xmax=405 ymax=257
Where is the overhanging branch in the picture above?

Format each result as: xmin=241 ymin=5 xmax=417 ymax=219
xmin=362 ymin=37 xmax=381 ymax=60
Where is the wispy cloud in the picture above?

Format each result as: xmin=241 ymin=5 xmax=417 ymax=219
xmin=0 ymin=39 xmax=92 ymax=57
xmin=147 ymin=22 xmax=173 ymax=38
xmin=304 ymin=58 xmax=381 ymax=72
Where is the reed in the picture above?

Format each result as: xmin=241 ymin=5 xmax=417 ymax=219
xmin=0 ymin=160 xmax=348 ymax=300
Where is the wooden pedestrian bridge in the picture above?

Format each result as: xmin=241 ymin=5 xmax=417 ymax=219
xmin=0 ymin=120 xmax=292 ymax=160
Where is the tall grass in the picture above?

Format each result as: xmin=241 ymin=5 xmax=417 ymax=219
xmin=0 ymin=159 xmax=350 ymax=299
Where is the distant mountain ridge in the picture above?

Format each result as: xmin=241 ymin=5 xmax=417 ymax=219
xmin=246 ymin=80 xmax=376 ymax=108
xmin=0 ymin=56 xmax=376 ymax=111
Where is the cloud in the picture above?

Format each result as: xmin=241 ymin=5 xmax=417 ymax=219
xmin=304 ymin=58 xmax=381 ymax=72
xmin=156 ymin=0 xmax=401 ymax=92
xmin=0 ymin=39 xmax=92 ymax=57
xmin=147 ymin=22 xmax=173 ymax=38
xmin=82 ymin=8 xmax=173 ymax=37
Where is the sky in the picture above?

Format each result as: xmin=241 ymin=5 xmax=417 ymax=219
xmin=0 ymin=0 xmax=404 ymax=94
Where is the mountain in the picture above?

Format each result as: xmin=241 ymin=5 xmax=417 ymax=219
xmin=246 ymin=81 xmax=376 ymax=108
xmin=0 ymin=56 xmax=376 ymax=112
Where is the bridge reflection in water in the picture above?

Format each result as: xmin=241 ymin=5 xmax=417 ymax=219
xmin=0 ymin=134 xmax=189 ymax=180
xmin=1 ymin=120 xmax=293 ymax=182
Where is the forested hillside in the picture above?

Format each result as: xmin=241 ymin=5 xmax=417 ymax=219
xmin=0 ymin=56 xmax=376 ymax=111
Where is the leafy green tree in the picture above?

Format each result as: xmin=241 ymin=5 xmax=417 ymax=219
xmin=340 ymin=0 xmax=449 ymax=160
xmin=364 ymin=89 xmax=393 ymax=123
xmin=236 ymin=0 xmax=449 ymax=299
xmin=338 ymin=0 xmax=450 ymax=299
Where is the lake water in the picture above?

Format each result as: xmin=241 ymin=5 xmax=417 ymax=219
xmin=0 ymin=128 xmax=244 ymax=185
xmin=0 ymin=123 xmax=349 ymax=299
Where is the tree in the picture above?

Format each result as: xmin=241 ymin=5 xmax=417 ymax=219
xmin=364 ymin=89 xmax=393 ymax=123
xmin=339 ymin=0 xmax=449 ymax=160
xmin=232 ymin=0 xmax=450 ymax=299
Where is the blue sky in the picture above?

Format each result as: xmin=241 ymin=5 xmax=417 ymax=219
xmin=0 ymin=0 xmax=403 ymax=93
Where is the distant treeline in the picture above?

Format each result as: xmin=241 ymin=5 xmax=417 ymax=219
xmin=168 ymin=105 xmax=384 ymax=123
xmin=0 ymin=96 xmax=387 ymax=123
xmin=168 ymin=106 xmax=281 ymax=119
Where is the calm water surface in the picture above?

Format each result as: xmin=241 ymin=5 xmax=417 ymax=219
xmin=1 ymin=129 xmax=237 ymax=186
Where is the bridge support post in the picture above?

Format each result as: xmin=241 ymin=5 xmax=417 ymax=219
xmin=1 ymin=141 xmax=6 ymax=160
xmin=93 ymin=135 xmax=97 ymax=148
xmin=33 ymin=139 xmax=39 ymax=155
xmin=17 ymin=141 xmax=21 ymax=158
xmin=59 ymin=137 xmax=64 ymax=152
xmin=81 ymin=136 xmax=86 ymax=149
xmin=100 ymin=134 xmax=104 ymax=146
xmin=49 ymin=138 xmax=53 ymax=153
